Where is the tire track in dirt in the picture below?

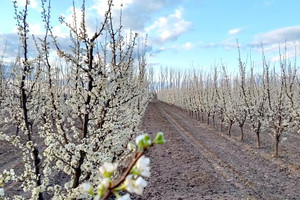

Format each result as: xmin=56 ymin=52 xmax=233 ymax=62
xmin=169 ymin=104 xmax=300 ymax=171
xmin=157 ymin=104 xmax=264 ymax=200
xmin=199 ymin=123 xmax=300 ymax=174
xmin=157 ymin=102 xmax=300 ymax=200
xmin=165 ymin=103 xmax=300 ymax=181
xmin=166 ymin=103 xmax=300 ymax=174
xmin=138 ymin=102 xmax=245 ymax=199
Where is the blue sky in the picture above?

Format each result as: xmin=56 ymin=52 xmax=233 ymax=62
xmin=0 ymin=0 xmax=300 ymax=73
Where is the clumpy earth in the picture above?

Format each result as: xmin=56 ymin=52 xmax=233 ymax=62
xmin=1 ymin=101 xmax=300 ymax=199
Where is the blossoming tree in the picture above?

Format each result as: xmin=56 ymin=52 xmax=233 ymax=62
xmin=0 ymin=0 xmax=163 ymax=199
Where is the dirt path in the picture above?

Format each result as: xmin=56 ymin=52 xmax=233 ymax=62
xmin=136 ymin=101 xmax=300 ymax=200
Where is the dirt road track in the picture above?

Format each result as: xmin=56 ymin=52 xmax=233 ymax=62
xmin=135 ymin=101 xmax=300 ymax=200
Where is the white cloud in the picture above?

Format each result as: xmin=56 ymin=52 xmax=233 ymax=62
xmin=52 ymin=26 xmax=68 ymax=38
xmin=2 ymin=0 xmax=187 ymax=61
xmin=91 ymin=0 xmax=134 ymax=15
xmin=58 ymin=6 xmax=100 ymax=39
xmin=228 ymin=28 xmax=242 ymax=35
xmin=182 ymin=42 xmax=194 ymax=50
xmin=0 ymin=33 xmax=23 ymax=59
xmin=90 ymin=0 xmax=181 ymax=31
xmin=198 ymin=40 xmax=237 ymax=50
xmin=15 ymin=0 xmax=38 ymax=9
xmin=199 ymin=42 xmax=219 ymax=48
xmin=29 ymin=23 xmax=43 ymax=36
xmin=250 ymin=25 xmax=300 ymax=46
xmin=266 ymin=41 xmax=300 ymax=62
xmin=150 ymin=42 xmax=194 ymax=58
xmin=146 ymin=7 xmax=192 ymax=44
xmin=270 ymin=51 xmax=290 ymax=62
xmin=249 ymin=25 xmax=300 ymax=61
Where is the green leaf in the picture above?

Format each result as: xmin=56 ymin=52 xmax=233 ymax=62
xmin=154 ymin=132 xmax=165 ymax=144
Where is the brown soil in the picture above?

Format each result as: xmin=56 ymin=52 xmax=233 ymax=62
xmin=133 ymin=101 xmax=300 ymax=200
xmin=1 ymin=101 xmax=300 ymax=199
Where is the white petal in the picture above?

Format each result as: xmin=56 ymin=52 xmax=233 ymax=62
xmin=0 ymin=188 xmax=4 ymax=197
xmin=138 ymin=156 xmax=150 ymax=167
xmin=136 ymin=177 xmax=147 ymax=188
xmin=81 ymin=182 xmax=92 ymax=192
xmin=135 ymin=135 xmax=144 ymax=144
xmin=94 ymin=195 xmax=100 ymax=200
xmin=117 ymin=193 xmax=131 ymax=200
xmin=124 ymin=175 xmax=134 ymax=192
xmin=141 ymin=167 xmax=151 ymax=177
xmin=100 ymin=178 xmax=110 ymax=188
xmin=100 ymin=162 xmax=117 ymax=174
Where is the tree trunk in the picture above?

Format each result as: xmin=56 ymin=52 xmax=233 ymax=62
xmin=207 ymin=113 xmax=210 ymax=125
xmin=33 ymin=147 xmax=43 ymax=200
xmin=256 ymin=131 xmax=260 ymax=149
xmin=274 ymin=133 xmax=280 ymax=158
xmin=73 ymin=43 xmax=94 ymax=189
xmin=16 ymin=126 xmax=19 ymax=136
xmin=228 ymin=121 xmax=233 ymax=137
xmin=239 ymin=125 xmax=244 ymax=142
xmin=72 ymin=151 xmax=86 ymax=188
xmin=220 ymin=120 xmax=223 ymax=131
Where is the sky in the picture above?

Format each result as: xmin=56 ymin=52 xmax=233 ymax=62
xmin=0 ymin=0 xmax=300 ymax=74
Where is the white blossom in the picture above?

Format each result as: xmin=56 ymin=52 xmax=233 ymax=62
xmin=117 ymin=193 xmax=131 ymax=200
xmin=81 ymin=182 xmax=93 ymax=193
xmin=135 ymin=135 xmax=144 ymax=145
xmin=123 ymin=175 xmax=147 ymax=195
xmin=133 ymin=156 xmax=150 ymax=177
xmin=99 ymin=162 xmax=117 ymax=178
xmin=98 ymin=178 xmax=110 ymax=189
xmin=0 ymin=188 xmax=4 ymax=196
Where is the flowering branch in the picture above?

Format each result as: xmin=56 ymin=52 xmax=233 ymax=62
xmin=81 ymin=132 xmax=166 ymax=200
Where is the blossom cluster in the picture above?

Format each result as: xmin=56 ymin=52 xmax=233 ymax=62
xmin=0 ymin=169 xmax=16 ymax=197
xmin=0 ymin=0 xmax=155 ymax=199
xmin=81 ymin=132 xmax=165 ymax=200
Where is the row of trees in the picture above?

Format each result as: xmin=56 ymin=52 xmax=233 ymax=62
xmin=0 ymin=0 xmax=153 ymax=199
xmin=157 ymin=44 xmax=300 ymax=158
